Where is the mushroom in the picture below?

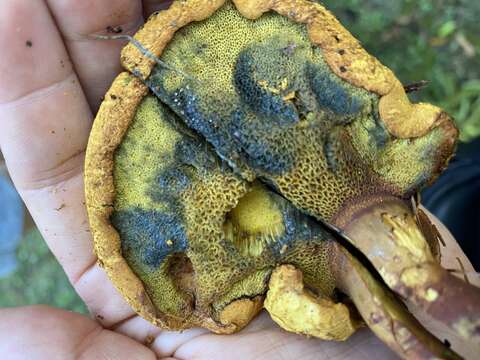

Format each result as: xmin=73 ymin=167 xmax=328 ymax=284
xmin=85 ymin=1 xmax=480 ymax=359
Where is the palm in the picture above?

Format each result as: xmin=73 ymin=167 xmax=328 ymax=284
xmin=0 ymin=1 xmax=476 ymax=359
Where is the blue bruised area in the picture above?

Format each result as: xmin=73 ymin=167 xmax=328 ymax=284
xmin=156 ymin=167 xmax=191 ymax=195
xmin=111 ymin=208 xmax=188 ymax=268
xmin=234 ymin=50 xmax=299 ymax=125
xmin=147 ymin=34 xmax=366 ymax=178
xmin=173 ymin=134 xmax=219 ymax=173
xmin=148 ymin=72 xmax=296 ymax=176
xmin=229 ymin=110 xmax=295 ymax=174
xmin=369 ymin=111 xmax=390 ymax=150
xmin=307 ymin=63 xmax=363 ymax=116
xmin=149 ymin=137 xmax=216 ymax=204
xmin=113 ymin=117 xmax=222 ymax=270
xmin=147 ymin=80 xmax=235 ymax=167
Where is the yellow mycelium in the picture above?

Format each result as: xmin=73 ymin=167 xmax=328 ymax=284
xmin=226 ymin=183 xmax=285 ymax=257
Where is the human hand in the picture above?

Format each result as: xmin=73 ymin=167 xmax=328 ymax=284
xmin=0 ymin=1 xmax=477 ymax=359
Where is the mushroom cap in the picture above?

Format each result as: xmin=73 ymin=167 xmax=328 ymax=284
xmin=85 ymin=0 xmax=457 ymax=333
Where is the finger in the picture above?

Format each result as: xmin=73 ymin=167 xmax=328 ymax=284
xmin=0 ymin=0 xmax=161 ymax=328
xmin=0 ymin=305 xmax=156 ymax=359
xmin=143 ymin=0 xmax=174 ymax=18
xmin=113 ymin=316 xmax=208 ymax=357
xmin=46 ymin=0 xmax=144 ymax=111
xmin=421 ymin=207 xmax=480 ymax=285
xmin=465 ymin=272 xmax=480 ymax=287
xmin=175 ymin=319 xmax=396 ymax=360
xmin=0 ymin=0 xmax=93 ymax=281
xmin=0 ymin=0 xmax=135 ymax=325
xmin=75 ymin=263 xmax=137 ymax=328
xmin=422 ymin=207 xmax=477 ymax=272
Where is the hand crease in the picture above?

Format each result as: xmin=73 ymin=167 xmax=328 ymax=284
xmin=171 ymin=331 xmax=217 ymax=360
xmin=108 ymin=313 xmax=139 ymax=331
xmin=18 ymin=150 xmax=85 ymax=191
xmin=74 ymin=324 xmax=103 ymax=359
xmin=0 ymin=72 xmax=76 ymax=108
xmin=71 ymin=258 xmax=98 ymax=289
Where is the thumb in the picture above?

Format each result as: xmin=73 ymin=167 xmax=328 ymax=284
xmin=0 ymin=305 xmax=156 ymax=360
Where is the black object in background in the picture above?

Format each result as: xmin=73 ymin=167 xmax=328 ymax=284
xmin=422 ymin=137 xmax=480 ymax=271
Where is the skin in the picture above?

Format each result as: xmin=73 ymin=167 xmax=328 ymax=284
xmin=0 ymin=1 xmax=478 ymax=359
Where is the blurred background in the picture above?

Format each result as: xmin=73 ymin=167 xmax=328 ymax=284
xmin=0 ymin=0 xmax=478 ymax=314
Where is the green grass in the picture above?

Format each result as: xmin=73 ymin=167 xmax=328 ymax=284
xmin=0 ymin=230 xmax=88 ymax=314
xmin=321 ymin=0 xmax=480 ymax=142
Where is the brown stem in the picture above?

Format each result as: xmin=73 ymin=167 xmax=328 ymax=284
xmin=332 ymin=242 xmax=462 ymax=360
xmin=341 ymin=198 xmax=480 ymax=348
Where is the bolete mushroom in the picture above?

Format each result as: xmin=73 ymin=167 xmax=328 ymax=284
xmin=85 ymin=1 xmax=480 ymax=358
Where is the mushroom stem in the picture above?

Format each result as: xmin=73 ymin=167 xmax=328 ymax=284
xmin=341 ymin=198 xmax=480 ymax=348
xmin=331 ymin=242 xmax=462 ymax=360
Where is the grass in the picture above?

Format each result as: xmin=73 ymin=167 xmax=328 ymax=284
xmin=322 ymin=0 xmax=480 ymax=142
xmin=0 ymin=229 xmax=88 ymax=314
